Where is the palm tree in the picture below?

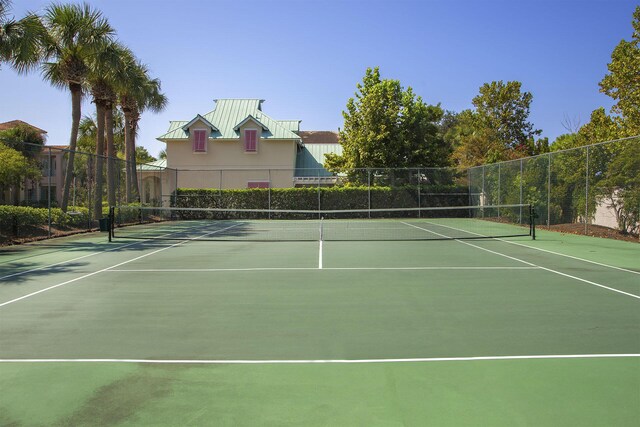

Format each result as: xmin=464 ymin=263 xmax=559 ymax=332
xmin=118 ymin=58 xmax=167 ymax=202
xmin=86 ymin=40 xmax=128 ymax=219
xmin=0 ymin=0 xmax=44 ymax=73
xmin=39 ymin=3 xmax=115 ymax=212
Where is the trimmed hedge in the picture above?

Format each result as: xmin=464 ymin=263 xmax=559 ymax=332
xmin=174 ymin=185 xmax=470 ymax=219
xmin=0 ymin=205 xmax=93 ymax=237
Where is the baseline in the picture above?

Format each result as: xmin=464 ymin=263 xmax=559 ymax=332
xmin=0 ymin=354 xmax=638 ymax=364
xmin=107 ymin=266 xmax=540 ymax=272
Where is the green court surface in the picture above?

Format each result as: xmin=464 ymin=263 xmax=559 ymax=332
xmin=0 ymin=225 xmax=638 ymax=426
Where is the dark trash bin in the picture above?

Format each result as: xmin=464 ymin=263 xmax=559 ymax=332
xmin=99 ymin=217 xmax=111 ymax=232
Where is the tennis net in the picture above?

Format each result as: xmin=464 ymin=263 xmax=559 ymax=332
xmin=108 ymin=204 xmax=535 ymax=242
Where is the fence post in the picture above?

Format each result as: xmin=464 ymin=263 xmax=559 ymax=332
xmin=498 ymin=162 xmax=501 ymax=217
xmin=268 ymin=169 xmax=272 ymax=219
xmin=480 ymin=165 xmax=485 ymax=206
xmin=547 ymin=152 xmax=551 ymax=228
xmin=520 ymin=158 xmax=523 ymax=224
xmin=317 ymin=169 xmax=321 ymax=216
xmin=367 ymin=169 xmax=371 ymax=219
xmin=585 ymin=145 xmax=589 ymax=235
xmin=47 ymin=147 xmax=52 ymax=238
xmin=418 ymin=168 xmax=422 ymax=217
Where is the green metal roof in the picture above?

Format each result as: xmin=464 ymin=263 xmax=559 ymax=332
xmin=138 ymin=159 xmax=167 ymax=171
xmin=295 ymin=143 xmax=342 ymax=177
xmin=157 ymin=99 xmax=301 ymax=141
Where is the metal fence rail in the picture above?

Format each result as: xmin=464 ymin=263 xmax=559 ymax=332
xmin=1 ymin=137 xmax=638 ymax=242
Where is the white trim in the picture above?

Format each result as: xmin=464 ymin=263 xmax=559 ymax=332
xmin=1 ymin=354 xmax=637 ymax=365
xmin=181 ymin=114 xmax=218 ymax=132
xmin=233 ymin=115 xmax=269 ymax=131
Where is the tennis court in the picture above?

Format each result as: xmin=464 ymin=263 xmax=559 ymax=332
xmin=0 ymin=209 xmax=638 ymax=426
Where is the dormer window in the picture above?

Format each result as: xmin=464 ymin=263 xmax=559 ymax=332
xmin=193 ymin=129 xmax=207 ymax=153
xmin=244 ymin=129 xmax=258 ymax=153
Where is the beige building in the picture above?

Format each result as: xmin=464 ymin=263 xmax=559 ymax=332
xmin=0 ymin=120 xmax=66 ymax=207
xmin=157 ymin=99 xmax=303 ymax=190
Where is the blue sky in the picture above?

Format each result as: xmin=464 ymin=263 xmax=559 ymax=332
xmin=1 ymin=0 xmax=636 ymax=158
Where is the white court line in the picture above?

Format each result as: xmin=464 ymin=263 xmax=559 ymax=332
xmin=0 ymin=239 xmax=149 ymax=281
xmin=420 ymin=220 xmax=639 ymax=276
xmin=0 ymin=225 xmax=210 ymax=282
xmin=402 ymin=221 xmax=640 ymax=300
xmin=496 ymin=239 xmax=640 ymax=275
xmin=319 ymin=239 xmax=323 ymax=270
xmin=0 ymin=224 xmax=242 ymax=309
xmin=107 ymin=266 xmax=540 ymax=272
xmin=0 ymin=354 xmax=637 ymax=364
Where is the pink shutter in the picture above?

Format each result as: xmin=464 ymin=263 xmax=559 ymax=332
xmin=193 ymin=130 xmax=206 ymax=152
xmin=248 ymin=181 xmax=269 ymax=188
xmin=245 ymin=130 xmax=257 ymax=152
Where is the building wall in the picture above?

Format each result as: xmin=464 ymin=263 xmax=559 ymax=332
xmin=14 ymin=148 xmax=65 ymax=206
xmin=164 ymin=119 xmax=297 ymax=189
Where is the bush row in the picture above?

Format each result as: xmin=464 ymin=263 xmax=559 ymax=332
xmin=173 ymin=185 xmax=470 ymax=219
xmin=0 ymin=205 xmax=94 ymax=236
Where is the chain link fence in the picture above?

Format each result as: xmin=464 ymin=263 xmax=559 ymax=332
xmin=0 ymin=143 xmax=170 ymax=242
xmin=2 ymin=137 xmax=638 ymax=243
xmin=468 ymin=136 xmax=640 ymax=239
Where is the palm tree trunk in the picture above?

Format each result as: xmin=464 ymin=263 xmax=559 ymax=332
xmin=129 ymin=114 xmax=140 ymax=201
xmin=123 ymin=110 xmax=132 ymax=202
xmin=61 ymin=83 xmax=82 ymax=212
xmin=94 ymin=101 xmax=106 ymax=219
xmin=105 ymin=103 xmax=116 ymax=207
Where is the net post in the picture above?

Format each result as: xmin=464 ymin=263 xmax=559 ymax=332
xmin=529 ymin=204 xmax=536 ymax=240
xmin=108 ymin=206 xmax=115 ymax=242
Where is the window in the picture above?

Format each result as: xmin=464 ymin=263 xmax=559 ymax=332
xmin=244 ymin=129 xmax=258 ymax=153
xmin=193 ymin=129 xmax=207 ymax=153
xmin=40 ymin=186 xmax=56 ymax=202
xmin=41 ymin=156 xmax=56 ymax=177
xmin=247 ymin=181 xmax=269 ymax=189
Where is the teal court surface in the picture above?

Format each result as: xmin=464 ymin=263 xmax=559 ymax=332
xmin=0 ymin=218 xmax=638 ymax=426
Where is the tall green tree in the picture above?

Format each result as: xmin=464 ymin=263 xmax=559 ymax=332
xmin=0 ymin=124 xmax=44 ymax=205
xmin=0 ymin=0 xmax=44 ymax=72
xmin=40 ymin=3 xmax=115 ymax=212
xmin=118 ymin=58 xmax=167 ymax=202
xmin=473 ymin=81 xmax=542 ymax=153
xmin=0 ymin=142 xmax=40 ymax=204
xmin=86 ymin=40 xmax=129 ymax=218
xmin=135 ymin=146 xmax=156 ymax=164
xmin=325 ymin=67 xmax=447 ymax=182
xmin=0 ymin=122 xmax=45 ymax=155
xmin=450 ymin=81 xmax=546 ymax=168
xmin=599 ymin=6 xmax=640 ymax=135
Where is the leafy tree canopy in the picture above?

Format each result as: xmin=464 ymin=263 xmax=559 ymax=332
xmin=473 ymin=81 xmax=542 ymax=152
xmin=599 ymin=6 xmax=640 ymax=135
xmin=325 ymin=67 xmax=448 ymax=177
xmin=0 ymin=122 xmax=45 ymax=158
xmin=0 ymin=141 xmax=40 ymax=189
xmin=449 ymin=81 xmax=546 ymax=168
xmin=135 ymin=146 xmax=156 ymax=164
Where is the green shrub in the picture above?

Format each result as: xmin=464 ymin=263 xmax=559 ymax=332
xmin=174 ymin=185 xmax=470 ymax=218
